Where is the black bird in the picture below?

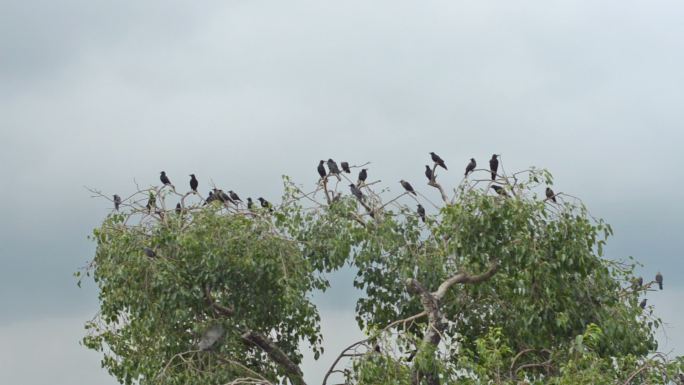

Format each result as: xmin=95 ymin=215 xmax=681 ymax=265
xmin=400 ymin=180 xmax=417 ymax=196
xmin=464 ymin=158 xmax=476 ymax=176
xmin=143 ymin=247 xmax=156 ymax=258
xmin=247 ymin=197 xmax=254 ymax=210
xmin=189 ymin=174 xmax=198 ymax=192
xmin=424 ymin=165 xmax=434 ymax=183
xmin=175 ymin=203 xmax=182 ymax=214
xmin=113 ymin=194 xmax=121 ymax=211
xmin=349 ymin=184 xmax=364 ymax=201
xmin=341 ymin=161 xmax=351 ymax=173
xmin=430 ymin=152 xmax=447 ymax=170
xmin=160 ymin=171 xmax=172 ymax=185
xmin=656 ymin=272 xmax=663 ymax=290
xmin=417 ymin=204 xmax=426 ymax=223
xmin=637 ymin=276 xmax=643 ymax=287
xmin=228 ymin=190 xmax=242 ymax=203
xmin=491 ymin=185 xmax=508 ymax=197
xmin=258 ymin=197 xmax=273 ymax=211
xmin=317 ymin=160 xmax=327 ymax=179
xmin=327 ymin=159 xmax=342 ymax=180
xmin=489 ymin=154 xmax=499 ymax=180
xmin=357 ymin=168 xmax=368 ymax=185
xmin=639 ymin=298 xmax=647 ymax=309
xmin=217 ymin=189 xmax=234 ymax=205
xmin=545 ymin=187 xmax=557 ymax=203
xmin=205 ymin=191 xmax=216 ymax=205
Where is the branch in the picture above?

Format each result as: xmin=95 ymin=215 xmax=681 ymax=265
xmin=433 ymin=260 xmax=499 ymax=300
xmin=241 ymin=331 xmax=306 ymax=385
xmin=204 ymin=286 xmax=234 ymax=317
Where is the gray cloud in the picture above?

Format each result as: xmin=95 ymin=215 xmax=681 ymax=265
xmin=1 ymin=0 xmax=683 ymax=382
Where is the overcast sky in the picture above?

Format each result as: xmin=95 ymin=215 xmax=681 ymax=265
xmin=1 ymin=0 xmax=683 ymax=384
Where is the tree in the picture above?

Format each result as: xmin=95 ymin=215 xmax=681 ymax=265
xmin=80 ymin=158 xmax=683 ymax=385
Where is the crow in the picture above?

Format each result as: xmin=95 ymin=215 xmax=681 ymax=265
xmin=160 ymin=171 xmax=172 ymax=185
xmin=228 ymin=190 xmax=242 ymax=203
xmin=144 ymin=247 xmax=156 ymax=258
xmin=349 ymin=184 xmax=364 ymax=201
xmin=175 ymin=203 xmax=182 ymax=214
xmin=400 ymin=180 xmax=417 ymax=196
xmin=639 ymin=298 xmax=647 ymax=309
xmin=656 ymin=272 xmax=663 ymax=290
xmin=545 ymin=187 xmax=557 ymax=203
xmin=198 ymin=324 xmax=225 ymax=351
xmin=491 ymin=185 xmax=508 ymax=197
xmin=317 ymin=160 xmax=327 ymax=179
xmin=417 ymin=204 xmax=426 ymax=223
xmin=341 ymin=161 xmax=351 ymax=173
xmin=425 ymin=165 xmax=434 ymax=183
xmin=357 ymin=168 xmax=368 ymax=185
xmin=247 ymin=197 xmax=254 ymax=210
xmin=189 ymin=174 xmax=198 ymax=192
xmin=258 ymin=197 xmax=273 ymax=211
xmin=489 ymin=154 xmax=499 ymax=180
xmin=146 ymin=192 xmax=155 ymax=212
xmin=327 ymin=159 xmax=342 ymax=180
xmin=205 ymin=191 xmax=216 ymax=205
xmin=464 ymin=158 xmax=476 ymax=176
xmin=430 ymin=152 xmax=447 ymax=170
xmin=217 ymin=189 xmax=234 ymax=204
xmin=113 ymin=194 xmax=121 ymax=211
xmin=637 ymin=276 xmax=643 ymax=287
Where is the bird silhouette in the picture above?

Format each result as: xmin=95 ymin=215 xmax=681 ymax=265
xmin=545 ymin=187 xmax=557 ymax=203
xmin=490 ymin=185 xmax=508 ymax=197
xmin=258 ymin=197 xmax=273 ymax=211
xmin=146 ymin=192 xmax=156 ymax=212
xmin=113 ymin=194 xmax=121 ymax=211
xmin=489 ymin=154 xmax=499 ymax=180
xmin=637 ymin=276 xmax=643 ymax=287
xmin=144 ymin=247 xmax=156 ymax=258
xmin=317 ymin=160 xmax=327 ymax=179
xmin=639 ymin=298 xmax=647 ymax=309
xmin=160 ymin=171 xmax=172 ymax=186
xmin=327 ymin=159 xmax=342 ymax=180
xmin=656 ymin=272 xmax=663 ymax=290
xmin=229 ymin=190 xmax=242 ymax=203
xmin=424 ymin=165 xmax=434 ymax=183
xmin=349 ymin=184 xmax=364 ymax=201
xmin=189 ymin=174 xmax=198 ymax=192
xmin=357 ymin=168 xmax=368 ymax=185
xmin=417 ymin=204 xmax=426 ymax=223
xmin=400 ymin=180 xmax=417 ymax=196
xmin=430 ymin=152 xmax=447 ymax=170
xmin=464 ymin=158 xmax=476 ymax=176
xmin=341 ymin=161 xmax=351 ymax=173
xmin=205 ymin=191 xmax=216 ymax=205
xmin=247 ymin=197 xmax=254 ymax=210
xmin=175 ymin=203 xmax=182 ymax=214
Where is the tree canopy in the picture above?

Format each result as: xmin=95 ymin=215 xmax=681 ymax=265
xmin=80 ymin=157 xmax=683 ymax=385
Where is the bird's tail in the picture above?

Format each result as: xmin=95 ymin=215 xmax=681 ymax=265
xmin=491 ymin=172 xmax=496 ymax=180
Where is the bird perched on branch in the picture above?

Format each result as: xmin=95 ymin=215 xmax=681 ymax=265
xmin=656 ymin=272 xmax=663 ymax=290
xmin=400 ymin=180 xmax=417 ymax=196
xmin=175 ymin=203 xmax=182 ymax=214
xmin=113 ymin=194 xmax=121 ymax=211
xmin=327 ymin=159 xmax=342 ymax=180
xmin=189 ymin=174 xmax=198 ymax=192
xmin=545 ymin=187 xmax=557 ymax=203
xmin=143 ymin=247 xmax=156 ymax=258
xmin=424 ymin=165 xmax=434 ymax=183
xmin=198 ymin=324 xmax=225 ymax=351
xmin=341 ymin=161 xmax=351 ymax=173
xmin=417 ymin=204 xmax=426 ymax=223
xmin=357 ymin=168 xmax=368 ymax=185
xmin=205 ymin=191 xmax=216 ymax=205
xmin=160 ymin=171 xmax=172 ymax=186
xmin=639 ymin=298 xmax=647 ymax=309
xmin=637 ymin=276 xmax=643 ymax=287
xmin=258 ymin=197 xmax=273 ymax=211
xmin=349 ymin=184 xmax=364 ymax=201
xmin=465 ymin=158 xmax=476 ymax=176
xmin=491 ymin=185 xmax=508 ymax=197
xmin=247 ymin=197 xmax=254 ymax=210
xmin=430 ymin=152 xmax=447 ymax=170
xmin=216 ymin=189 xmax=234 ymax=205
xmin=146 ymin=191 xmax=156 ymax=212
xmin=317 ymin=160 xmax=327 ymax=179
xmin=228 ymin=190 xmax=242 ymax=203
xmin=489 ymin=154 xmax=499 ymax=180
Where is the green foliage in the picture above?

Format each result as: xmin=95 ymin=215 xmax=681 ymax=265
xmin=81 ymin=168 xmax=680 ymax=385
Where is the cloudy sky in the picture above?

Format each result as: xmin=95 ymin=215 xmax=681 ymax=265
xmin=1 ymin=0 xmax=683 ymax=383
